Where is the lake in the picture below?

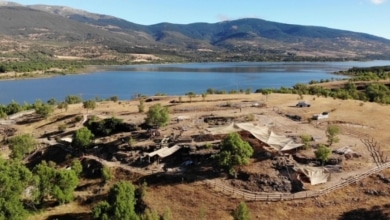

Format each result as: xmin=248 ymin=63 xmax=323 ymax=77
xmin=1 ymin=60 xmax=390 ymax=104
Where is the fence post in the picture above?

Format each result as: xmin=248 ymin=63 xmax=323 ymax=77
xmin=280 ymin=194 xmax=282 ymax=201
xmin=267 ymin=195 xmax=269 ymax=201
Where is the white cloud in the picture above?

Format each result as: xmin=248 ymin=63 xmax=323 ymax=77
xmin=370 ymin=0 xmax=387 ymax=4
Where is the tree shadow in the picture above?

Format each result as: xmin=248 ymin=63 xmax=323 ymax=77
xmin=339 ymin=205 xmax=390 ymax=220
xmin=36 ymin=114 xmax=78 ymax=129
xmin=46 ymin=212 xmax=92 ymax=220
xmin=25 ymin=144 xmax=72 ymax=168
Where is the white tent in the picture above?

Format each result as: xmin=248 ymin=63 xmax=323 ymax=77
xmin=61 ymin=137 xmax=73 ymax=143
xmin=207 ymin=123 xmax=303 ymax=151
xmin=146 ymin=145 xmax=182 ymax=158
xmin=294 ymin=166 xmax=330 ymax=185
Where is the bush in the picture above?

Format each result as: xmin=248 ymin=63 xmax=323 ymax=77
xmin=65 ymin=95 xmax=83 ymax=104
xmin=101 ymin=166 xmax=111 ymax=182
xmin=58 ymin=124 xmax=67 ymax=132
xmin=219 ymin=132 xmax=253 ymax=176
xmin=145 ymin=104 xmax=170 ymax=128
xmin=109 ymin=96 xmax=119 ymax=102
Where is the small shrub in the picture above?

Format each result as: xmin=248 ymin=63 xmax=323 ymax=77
xmin=74 ymin=115 xmax=83 ymax=122
xmin=58 ymin=124 xmax=67 ymax=132
xmin=205 ymin=142 xmax=213 ymax=149
xmin=109 ymin=96 xmax=119 ymax=102
xmin=128 ymin=137 xmax=136 ymax=147
xmin=245 ymin=114 xmax=255 ymax=121
xmin=101 ymin=166 xmax=111 ymax=182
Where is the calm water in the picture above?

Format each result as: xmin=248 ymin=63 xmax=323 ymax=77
xmin=1 ymin=61 xmax=390 ymax=104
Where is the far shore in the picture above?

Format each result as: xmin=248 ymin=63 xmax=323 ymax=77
xmin=0 ymin=65 xmax=111 ymax=82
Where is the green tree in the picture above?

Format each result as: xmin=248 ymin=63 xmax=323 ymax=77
xmin=145 ymin=104 xmax=170 ymax=128
xmin=0 ymin=65 xmax=6 ymax=73
xmin=300 ymin=134 xmax=312 ymax=150
xmin=315 ymin=144 xmax=332 ymax=166
xmin=343 ymin=82 xmax=359 ymax=99
xmin=71 ymin=159 xmax=83 ymax=177
xmin=57 ymin=102 xmax=69 ymax=111
xmin=162 ymin=207 xmax=171 ymax=220
xmin=206 ymin=88 xmax=215 ymax=94
xmin=8 ymin=134 xmax=36 ymax=160
xmin=0 ymin=109 xmax=7 ymax=119
xmin=140 ymin=209 xmax=160 ymax=220
xmin=185 ymin=92 xmax=196 ymax=103
xmin=138 ymin=98 xmax=145 ymax=113
xmin=6 ymin=101 xmax=22 ymax=115
xmin=92 ymin=201 xmax=111 ymax=220
xmin=0 ymin=158 xmax=35 ymax=220
xmin=83 ymin=100 xmax=96 ymax=113
xmin=34 ymin=100 xmax=53 ymax=118
xmin=233 ymin=201 xmax=251 ymax=220
xmin=260 ymin=89 xmax=272 ymax=102
xmin=65 ymin=95 xmax=83 ymax=104
xmin=109 ymin=96 xmax=119 ymax=102
xmin=101 ymin=166 xmax=111 ymax=183
xmin=93 ymin=181 xmax=139 ymax=220
xmin=47 ymin=98 xmax=57 ymax=106
xmin=109 ymin=182 xmax=139 ymax=220
xmin=365 ymin=83 xmax=390 ymax=103
xmin=72 ymin=127 xmax=94 ymax=150
xmin=326 ymin=125 xmax=340 ymax=146
xmin=219 ymin=132 xmax=253 ymax=175
xmin=201 ymin=93 xmax=207 ymax=101
xmin=34 ymin=161 xmax=79 ymax=205
xmin=52 ymin=169 xmax=79 ymax=204
xmin=33 ymin=161 xmax=56 ymax=204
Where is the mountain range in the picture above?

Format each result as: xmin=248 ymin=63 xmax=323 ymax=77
xmin=1 ymin=1 xmax=390 ymax=62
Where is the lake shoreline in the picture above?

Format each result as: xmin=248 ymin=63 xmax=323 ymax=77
xmin=1 ymin=61 xmax=390 ymax=104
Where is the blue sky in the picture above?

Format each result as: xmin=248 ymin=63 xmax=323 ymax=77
xmin=4 ymin=0 xmax=390 ymax=39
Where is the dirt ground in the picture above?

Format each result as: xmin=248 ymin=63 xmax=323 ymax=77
xmin=3 ymin=93 xmax=390 ymax=219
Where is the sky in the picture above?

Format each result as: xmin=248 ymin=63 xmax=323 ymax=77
xmin=2 ymin=0 xmax=390 ymax=39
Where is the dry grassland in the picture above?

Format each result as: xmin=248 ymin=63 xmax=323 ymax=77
xmin=17 ymin=93 xmax=390 ymax=220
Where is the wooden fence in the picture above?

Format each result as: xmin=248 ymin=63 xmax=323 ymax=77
xmin=204 ymin=162 xmax=390 ymax=201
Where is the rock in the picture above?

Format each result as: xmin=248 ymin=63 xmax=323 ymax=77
xmin=364 ymin=189 xmax=379 ymax=196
